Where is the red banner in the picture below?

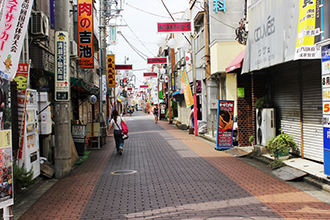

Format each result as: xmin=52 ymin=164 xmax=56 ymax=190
xmin=140 ymin=85 xmax=148 ymax=88
xmin=147 ymin=57 xmax=167 ymax=64
xmin=78 ymin=0 xmax=94 ymax=68
xmin=157 ymin=22 xmax=191 ymax=32
xmin=115 ymin=65 xmax=133 ymax=70
xmin=143 ymin=72 xmax=158 ymax=77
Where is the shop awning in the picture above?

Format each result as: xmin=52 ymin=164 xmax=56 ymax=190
xmin=225 ymin=50 xmax=245 ymax=73
xmin=172 ymin=91 xmax=181 ymax=97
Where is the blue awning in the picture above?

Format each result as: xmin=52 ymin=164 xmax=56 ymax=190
xmin=172 ymin=91 xmax=181 ymax=97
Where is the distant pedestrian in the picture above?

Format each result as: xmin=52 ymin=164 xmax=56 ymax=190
xmin=153 ymin=104 xmax=159 ymax=123
xmin=107 ymin=110 xmax=125 ymax=155
xmin=189 ymin=106 xmax=194 ymax=128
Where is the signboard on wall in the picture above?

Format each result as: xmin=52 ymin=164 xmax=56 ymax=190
xmin=77 ymin=0 xmax=94 ymax=68
xmin=215 ymin=100 xmax=234 ymax=150
xmin=55 ymin=31 xmax=70 ymax=101
xmin=14 ymin=63 xmax=29 ymax=95
xmin=107 ymin=54 xmax=115 ymax=88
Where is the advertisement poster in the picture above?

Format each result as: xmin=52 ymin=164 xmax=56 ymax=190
xmin=0 ymin=130 xmax=14 ymax=209
xmin=215 ymin=100 xmax=234 ymax=150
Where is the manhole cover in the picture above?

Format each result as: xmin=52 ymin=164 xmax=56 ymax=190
xmin=111 ymin=170 xmax=137 ymax=175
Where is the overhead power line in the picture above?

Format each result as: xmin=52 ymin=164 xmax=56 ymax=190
xmin=118 ymin=32 xmax=148 ymax=61
xmin=122 ymin=17 xmax=156 ymax=57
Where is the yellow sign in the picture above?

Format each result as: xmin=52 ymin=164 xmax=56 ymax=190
xmin=0 ymin=130 xmax=11 ymax=148
xmin=295 ymin=0 xmax=320 ymax=59
xmin=179 ymin=70 xmax=194 ymax=108
xmin=107 ymin=54 xmax=115 ymax=88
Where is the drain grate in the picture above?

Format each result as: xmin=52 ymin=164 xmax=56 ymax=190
xmin=111 ymin=170 xmax=137 ymax=175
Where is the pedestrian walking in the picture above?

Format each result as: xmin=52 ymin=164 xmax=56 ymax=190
xmin=107 ymin=110 xmax=125 ymax=155
xmin=153 ymin=104 xmax=159 ymax=123
xmin=189 ymin=106 xmax=194 ymax=128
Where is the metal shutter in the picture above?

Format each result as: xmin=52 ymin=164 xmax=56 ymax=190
xmin=273 ymin=61 xmax=302 ymax=150
xmin=301 ymin=60 xmax=323 ymax=162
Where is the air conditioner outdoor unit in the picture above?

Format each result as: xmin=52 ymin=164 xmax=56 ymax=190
xmin=70 ymin=40 xmax=78 ymax=59
xmin=256 ymin=108 xmax=276 ymax=146
xmin=30 ymin=11 xmax=49 ymax=38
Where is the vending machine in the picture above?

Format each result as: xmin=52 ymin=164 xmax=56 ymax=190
xmin=18 ymin=89 xmax=40 ymax=179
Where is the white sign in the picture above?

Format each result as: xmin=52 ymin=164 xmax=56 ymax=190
xmin=0 ymin=0 xmax=33 ymax=81
xmin=159 ymin=73 xmax=165 ymax=82
xmin=164 ymin=75 xmax=169 ymax=83
xmin=55 ymin=31 xmax=70 ymax=101
xmin=102 ymin=75 xmax=106 ymax=101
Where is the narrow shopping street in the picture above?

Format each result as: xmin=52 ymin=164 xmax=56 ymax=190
xmin=17 ymin=112 xmax=330 ymax=219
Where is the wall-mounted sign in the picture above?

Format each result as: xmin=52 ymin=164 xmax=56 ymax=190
xmin=143 ymin=72 xmax=158 ymax=77
xmin=55 ymin=31 xmax=70 ymax=101
xmin=213 ymin=0 xmax=226 ymax=13
xmin=107 ymin=54 xmax=115 ymax=88
xmin=237 ymin=88 xmax=245 ymax=98
xmin=157 ymin=22 xmax=191 ymax=33
xmin=115 ymin=65 xmax=133 ymax=70
xmin=77 ymin=0 xmax=94 ymax=68
xmin=147 ymin=57 xmax=167 ymax=64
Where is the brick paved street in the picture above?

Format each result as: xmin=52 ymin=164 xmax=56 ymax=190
xmin=18 ymin=113 xmax=330 ymax=219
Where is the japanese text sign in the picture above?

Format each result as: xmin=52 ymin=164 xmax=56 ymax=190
xmin=115 ymin=65 xmax=133 ymax=70
xmin=78 ymin=0 xmax=94 ymax=68
xmin=143 ymin=72 xmax=158 ymax=77
xmin=107 ymin=54 xmax=115 ymax=88
xmin=147 ymin=57 xmax=167 ymax=64
xmin=55 ymin=31 xmax=70 ymax=101
xmin=157 ymin=22 xmax=191 ymax=33
xmin=14 ymin=63 xmax=29 ymax=94
xmin=0 ymin=0 xmax=33 ymax=81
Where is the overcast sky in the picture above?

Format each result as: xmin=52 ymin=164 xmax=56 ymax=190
xmin=108 ymin=0 xmax=190 ymax=86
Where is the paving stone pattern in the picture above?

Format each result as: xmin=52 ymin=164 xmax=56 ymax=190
xmin=19 ymin=115 xmax=330 ymax=219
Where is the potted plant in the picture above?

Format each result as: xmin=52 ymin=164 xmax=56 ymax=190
xmin=266 ymin=129 xmax=298 ymax=160
xmin=255 ymin=96 xmax=272 ymax=109
xmin=249 ymin=135 xmax=254 ymax=146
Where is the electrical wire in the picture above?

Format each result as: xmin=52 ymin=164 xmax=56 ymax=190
xmin=125 ymin=3 xmax=171 ymax=19
xmin=195 ymin=5 xmax=236 ymax=30
xmin=118 ymin=32 xmax=148 ymax=60
xmin=122 ymin=17 xmax=156 ymax=57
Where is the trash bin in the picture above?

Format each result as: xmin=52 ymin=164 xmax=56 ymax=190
xmin=72 ymin=124 xmax=86 ymax=156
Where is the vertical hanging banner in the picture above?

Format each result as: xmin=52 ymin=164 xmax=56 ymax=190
xmin=294 ymin=0 xmax=321 ymax=59
xmin=55 ymin=31 xmax=70 ymax=101
xmin=78 ymin=0 xmax=94 ymax=68
xmin=179 ymin=70 xmax=193 ymax=108
xmin=215 ymin=100 xmax=235 ymax=150
xmin=107 ymin=54 xmax=115 ymax=88
xmin=109 ymin=25 xmax=116 ymax=44
xmin=0 ymin=0 xmax=33 ymax=81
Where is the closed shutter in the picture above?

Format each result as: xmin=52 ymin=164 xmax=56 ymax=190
xmin=301 ymin=60 xmax=323 ymax=162
xmin=273 ymin=61 xmax=302 ymax=149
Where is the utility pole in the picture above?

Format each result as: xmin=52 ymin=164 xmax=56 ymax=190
xmin=54 ymin=0 xmax=71 ymax=178
xmin=98 ymin=0 xmax=107 ymax=126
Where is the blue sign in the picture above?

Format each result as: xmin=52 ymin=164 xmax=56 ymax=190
xmin=213 ymin=0 xmax=226 ymax=13
xmin=321 ymin=44 xmax=330 ymax=62
xmin=324 ymin=127 xmax=330 ymax=150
